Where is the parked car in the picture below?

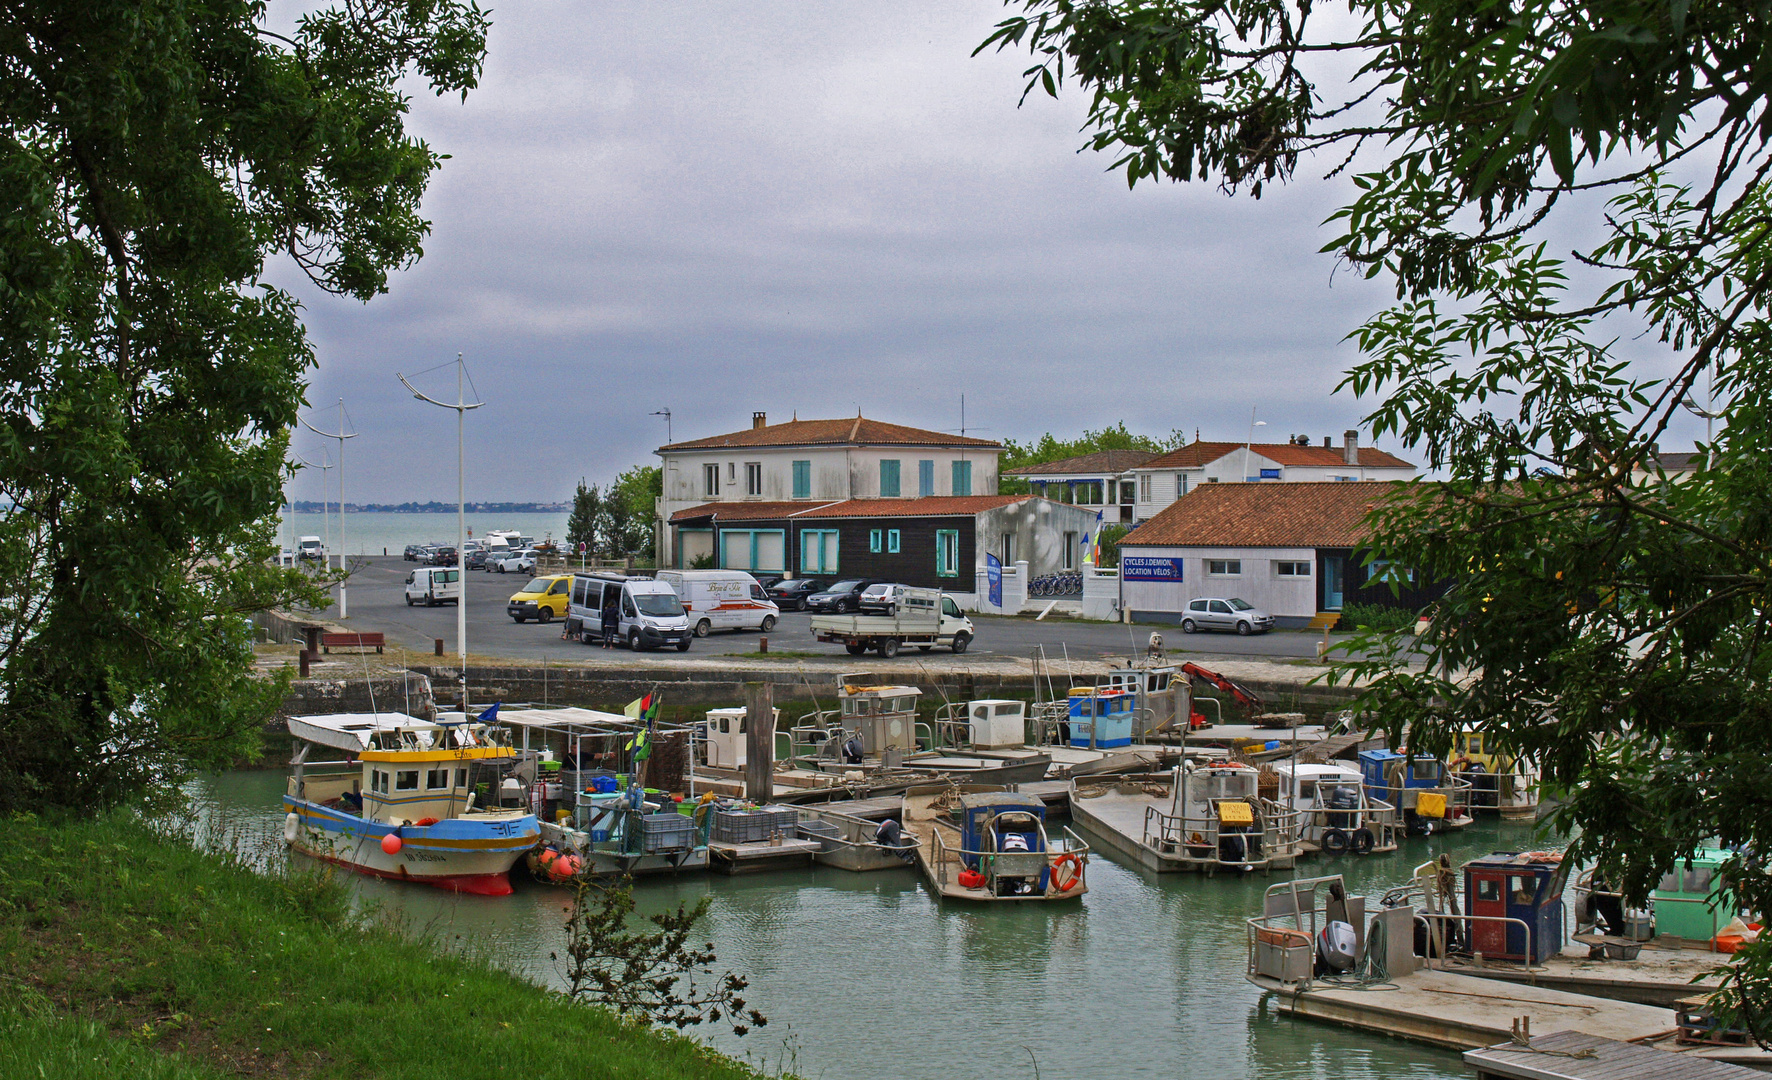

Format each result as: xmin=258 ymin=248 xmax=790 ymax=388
xmin=428 ymin=546 xmax=458 ymax=566
xmin=402 ymin=543 xmax=429 ymax=562
xmin=858 ymin=582 xmax=909 ymax=615
xmin=768 ymin=578 xmax=827 ymax=611
xmin=753 ymin=575 xmax=784 ymax=591
xmin=297 ymin=535 xmax=325 ymax=562
xmin=508 ymin=574 xmax=572 ymax=623
xmin=493 ymin=548 xmax=536 ymax=574
xmin=805 ymin=579 xmax=877 ymax=614
xmin=1180 ymin=597 xmax=1275 ymax=635
xmin=464 ymin=547 xmax=489 ymax=571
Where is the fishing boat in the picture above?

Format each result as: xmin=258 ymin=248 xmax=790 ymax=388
xmin=900 ymin=783 xmax=1089 ymax=901
xmin=282 ymin=711 xmax=539 ymax=895
xmin=794 ymin=680 xmax=1052 ymax=783
xmin=1271 ymin=760 xmax=1400 ymax=857
xmin=500 ymin=707 xmax=708 ymax=880
xmin=1446 ymin=729 xmax=1540 ymax=819
xmin=795 ymin=804 xmax=920 ymax=871
xmin=1070 ymin=761 xmax=1303 ymax=874
xmin=1356 ymin=749 xmax=1475 ymax=834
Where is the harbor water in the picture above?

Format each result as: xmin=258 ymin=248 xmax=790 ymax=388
xmin=199 ymin=770 xmax=1539 ymax=1079
xmin=277 ymin=511 xmax=571 ymax=557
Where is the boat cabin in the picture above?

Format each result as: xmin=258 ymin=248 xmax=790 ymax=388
xmin=957 ymin=792 xmax=1050 ymax=896
xmin=933 ymin=699 xmax=1028 ymax=750
xmin=1464 ymin=851 xmax=1569 ymax=964
xmin=1273 ymin=761 xmax=1395 ymax=855
xmin=1067 ymin=687 xmax=1135 ymax=748
xmin=288 ymin=713 xmax=519 ymax=827
xmin=1358 ymin=748 xmax=1467 ymax=832
xmin=701 ymin=706 xmax=781 ymax=770
xmin=1164 ymin=762 xmax=1266 ymax=865
xmin=836 ymin=682 xmax=920 ymax=756
xmin=1097 ymin=665 xmax=1191 ymax=736
xmin=1652 ymin=848 xmax=1736 ymax=943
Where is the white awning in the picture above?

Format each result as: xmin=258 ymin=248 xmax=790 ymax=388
xmin=287 ymin=712 xmax=437 ymax=752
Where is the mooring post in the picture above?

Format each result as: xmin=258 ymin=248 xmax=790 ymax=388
xmin=298 ymin=650 xmax=312 ymax=678
xmin=434 ymin=638 xmax=444 ymax=657
xmin=744 ymin=682 xmax=775 ymax=803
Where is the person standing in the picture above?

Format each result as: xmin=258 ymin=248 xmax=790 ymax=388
xmin=601 ymin=597 xmax=620 ymax=648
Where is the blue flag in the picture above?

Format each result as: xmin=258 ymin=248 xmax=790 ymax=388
xmin=476 ymin=701 xmax=499 ymax=724
xmin=985 ymin=553 xmax=1002 ymax=607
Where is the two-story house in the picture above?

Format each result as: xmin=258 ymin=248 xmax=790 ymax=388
xmin=1002 ymin=449 xmax=1162 ymax=525
xmin=656 ymin=413 xmax=1004 ymax=571
xmin=1125 ymin=431 xmax=1416 ymax=522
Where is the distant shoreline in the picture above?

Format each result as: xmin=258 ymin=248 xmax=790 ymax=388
xmin=286 ymin=501 xmax=569 ymax=514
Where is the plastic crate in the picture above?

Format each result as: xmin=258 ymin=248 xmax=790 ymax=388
xmin=641 ymin=812 xmax=696 ymax=853
xmin=711 ymin=806 xmax=799 ymax=845
xmin=796 ymin=819 xmax=842 ymax=852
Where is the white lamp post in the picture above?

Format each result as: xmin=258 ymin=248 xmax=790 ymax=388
xmin=294 ymin=451 xmax=332 ymax=567
xmin=400 ymin=355 xmax=482 ymax=712
xmin=302 ymin=399 xmax=357 ymax=618
xmin=1243 ymin=408 xmax=1267 ymax=481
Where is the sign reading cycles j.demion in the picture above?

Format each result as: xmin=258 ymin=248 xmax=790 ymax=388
xmin=1121 ymin=556 xmax=1184 ymax=582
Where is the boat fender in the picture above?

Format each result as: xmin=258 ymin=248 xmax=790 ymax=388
xmin=283 ymin=813 xmax=300 ymax=845
xmin=381 ymin=832 xmax=404 ymax=855
xmin=1349 ymin=827 xmax=1376 ymax=855
xmin=1050 ymin=853 xmax=1083 ymax=894
xmin=415 ymin=816 xmax=440 ymax=827
xmin=1321 ymin=827 xmax=1351 ymax=856
xmin=843 ymin=736 xmax=865 ymax=765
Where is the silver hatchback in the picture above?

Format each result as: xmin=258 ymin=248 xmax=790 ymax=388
xmin=1181 ymin=597 xmax=1274 ymax=635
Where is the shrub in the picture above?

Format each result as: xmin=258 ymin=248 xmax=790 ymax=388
xmin=1341 ymin=602 xmax=1418 ymax=634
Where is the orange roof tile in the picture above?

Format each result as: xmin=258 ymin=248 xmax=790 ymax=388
xmin=667 ymin=501 xmax=826 ymax=523
xmin=1137 ymin=440 xmax=1415 ymax=471
xmin=1121 ymin=482 xmax=1413 ymax=548
xmin=660 ymin=416 xmax=1000 ymax=453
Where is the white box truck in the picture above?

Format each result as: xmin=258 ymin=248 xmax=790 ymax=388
xmin=810 ymin=587 xmax=974 ymax=657
xmin=655 ymin=570 xmax=779 ymax=637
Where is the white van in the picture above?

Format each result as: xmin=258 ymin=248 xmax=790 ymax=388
xmin=655 ymin=570 xmax=779 ymax=637
xmin=297 ymin=535 xmax=325 ymax=562
xmin=565 ymin=572 xmax=692 ymax=651
xmin=405 ymin=566 xmax=461 ymax=607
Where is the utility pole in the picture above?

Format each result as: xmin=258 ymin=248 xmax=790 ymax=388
xmin=302 ymin=399 xmax=357 ymax=617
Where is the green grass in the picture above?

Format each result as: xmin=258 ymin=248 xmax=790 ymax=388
xmin=0 ymin=813 xmax=774 ymax=1079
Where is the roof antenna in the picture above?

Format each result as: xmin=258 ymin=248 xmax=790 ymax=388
xmin=650 ymin=408 xmax=672 ymax=443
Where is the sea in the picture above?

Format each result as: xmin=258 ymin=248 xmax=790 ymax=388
xmin=277 ymin=510 xmax=571 ymax=556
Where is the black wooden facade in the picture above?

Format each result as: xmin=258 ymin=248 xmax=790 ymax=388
xmin=672 ymin=512 xmax=979 ymax=590
xmin=1318 ymin=547 xmax=1451 ymax=613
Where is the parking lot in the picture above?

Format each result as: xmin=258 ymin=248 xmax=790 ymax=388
xmin=306 ymin=556 xmax=1353 ymax=665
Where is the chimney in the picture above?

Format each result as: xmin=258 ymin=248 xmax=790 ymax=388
xmin=752 ymin=411 xmax=767 ymax=430
xmin=1323 ymin=436 xmax=1331 ymax=448
xmin=1344 ymin=429 xmax=1359 ymax=466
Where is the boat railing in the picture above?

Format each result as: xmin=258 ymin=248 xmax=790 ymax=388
xmin=1447 ymin=762 xmax=1538 ymax=811
xmin=1027 ymin=702 xmax=1070 ymax=746
xmin=926 ymin=826 xmax=1090 ymax=895
xmin=932 ymin=703 xmax=970 ymax=750
xmin=1414 ymin=911 xmax=1539 ymax=971
xmin=1143 ymin=799 xmax=1304 ymax=866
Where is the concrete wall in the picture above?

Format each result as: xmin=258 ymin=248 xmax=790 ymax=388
xmin=975 ymin=499 xmax=1099 ymax=577
xmin=1122 ymin=545 xmax=1321 ymax=621
xmin=969 ymin=559 xmax=1028 ymax=614
xmin=1080 ymin=566 xmax=1120 ymax=621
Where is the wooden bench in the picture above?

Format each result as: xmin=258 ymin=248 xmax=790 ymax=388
xmin=321 ymin=632 xmax=385 ymax=655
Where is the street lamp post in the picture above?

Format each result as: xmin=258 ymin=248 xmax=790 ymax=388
xmin=1243 ymin=408 xmax=1267 ymax=481
xmin=302 ymin=399 xmax=357 ymax=618
xmin=400 ymin=355 xmax=483 ymax=712
xmin=294 ymin=451 xmax=333 ymax=566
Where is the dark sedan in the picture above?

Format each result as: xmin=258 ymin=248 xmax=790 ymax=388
xmin=428 ymin=546 xmax=458 ymax=566
xmin=403 ymin=543 xmax=429 ymax=561
xmin=805 ymin=579 xmax=876 ymax=614
xmin=768 ymin=578 xmax=827 ymax=611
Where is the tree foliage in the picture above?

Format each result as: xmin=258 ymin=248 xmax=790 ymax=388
xmin=999 ymin=422 xmax=1185 ymax=493
xmin=986 ymin=0 xmax=1772 ymax=1026
xmin=565 ymin=479 xmax=602 ymax=553
xmin=0 ymin=0 xmax=488 ymax=808
xmin=597 ymin=465 xmax=661 ymax=561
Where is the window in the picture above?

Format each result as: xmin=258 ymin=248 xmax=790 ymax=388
xmin=550 ymin=579 xmax=569 ymax=593
xmin=887 ymin=529 xmax=900 ymax=553
xmin=1209 ymin=600 xmax=1232 ymax=614
xmin=455 ymin=768 xmax=468 ymax=788
xmin=1275 ymin=561 xmax=1311 ymax=577
xmin=370 ymin=769 xmax=385 ymax=794
xmin=1207 ymin=559 xmax=1242 ymax=576
xmin=942 ymin=596 xmax=962 ymax=618
xmin=1258 ymin=468 xmax=1281 ymax=480
xmin=802 ymin=529 xmax=838 ymax=573
xmin=395 ymin=770 xmax=419 ymax=791
xmin=1139 ymin=475 xmax=1152 ymax=503
xmin=704 ymin=463 xmax=720 ymax=497
xmin=1177 ymin=472 xmax=1188 ymax=497
xmin=1366 ymin=559 xmax=1417 ymax=584
xmin=727 ymin=462 xmax=736 ymax=481
xmin=1063 ymin=531 xmax=1077 ymax=570
xmin=869 ymin=529 xmax=882 ymax=553
xmin=1188 ymin=600 xmax=1208 ymax=613
xmin=792 ymin=459 xmax=811 ymax=499
xmin=1475 ymin=878 xmax=1502 ymax=903
xmin=426 ymin=768 xmax=450 ymax=790
xmin=745 ymin=462 xmax=762 ymax=496
xmin=952 ymin=460 xmax=972 ymax=497
xmin=935 ymin=529 xmax=960 ymax=577
xmin=880 ymin=459 xmax=901 ymax=497
xmin=919 ymin=459 xmax=935 ymax=496
xmin=1001 ymin=534 xmax=1015 ymax=564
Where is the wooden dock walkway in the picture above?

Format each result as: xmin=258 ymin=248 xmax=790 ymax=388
xmin=830 ymin=780 xmax=1071 ymax=822
xmin=1465 ymin=1029 xmax=1761 ymax=1080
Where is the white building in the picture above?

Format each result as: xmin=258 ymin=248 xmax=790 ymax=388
xmin=1124 ymin=431 xmax=1416 ymax=523
xmin=1002 ymin=449 xmax=1161 ymax=525
xmin=655 ymin=413 xmax=1002 ymax=566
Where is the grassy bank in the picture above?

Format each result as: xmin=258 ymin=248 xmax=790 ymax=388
xmin=0 ymin=813 xmax=774 ymax=1079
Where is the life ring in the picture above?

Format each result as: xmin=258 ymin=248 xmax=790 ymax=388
xmin=1350 ymin=827 xmax=1376 ymax=855
xmin=283 ymin=812 xmax=300 ymax=844
xmin=1051 ymin=853 xmax=1083 ymax=893
xmin=1321 ymin=827 xmax=1351 ymax=856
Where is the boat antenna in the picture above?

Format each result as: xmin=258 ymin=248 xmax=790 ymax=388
xmin=398 ymin=354 xmax=484 ymax=712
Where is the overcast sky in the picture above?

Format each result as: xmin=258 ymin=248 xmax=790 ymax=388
xmin=273 ymin=2 xmax=1701 ymax=505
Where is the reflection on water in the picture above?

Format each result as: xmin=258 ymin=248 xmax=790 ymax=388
xmin=198 ymin=771 xmax=1539 ymax=1080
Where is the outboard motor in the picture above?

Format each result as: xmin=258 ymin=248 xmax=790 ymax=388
xmin=876 ymin=818 xmax=916 ymax=863
xmin=843 ymin=735 xmax=865 ymax=765
xmin=1326 ymin=784 xmax=1360 ymax=829
xmin=1316 ymin=920 xmax=1358 ymax=974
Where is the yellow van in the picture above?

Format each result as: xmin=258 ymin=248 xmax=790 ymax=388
xmin=507 ymin=574 xmax=572 ymax=623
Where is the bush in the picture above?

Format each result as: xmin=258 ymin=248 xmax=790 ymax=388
xmin=1340 ymin=602 xmax=1419 ymax=634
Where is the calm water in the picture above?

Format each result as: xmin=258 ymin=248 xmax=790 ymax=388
xmin=198 ymin=771 xmax=1540 ymax=1080
xmin=277 ymin=511 xmax=571 ymax=557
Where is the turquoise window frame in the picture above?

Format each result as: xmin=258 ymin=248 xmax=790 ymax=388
xmin=951 ymin=460 xmax=972 ymax=497
xmin=801 ymin=529 xmax=839 ymax=574
xmin=880 ymin=459 xmax=901 ymax=498
xmin=869 ymin=528 xmax=882 ymax=553
xmin=935 ymin=529 xmax=959 ymax=577
xmin=791 ymin=459 xmax=811 ymax=499
xmin=918 ymin=459 xmax=935 ymax=496
xmin=888 ymin=529 xmax=900 ymax=553
xmin=718 ymin=528 xmax=785 ymax=573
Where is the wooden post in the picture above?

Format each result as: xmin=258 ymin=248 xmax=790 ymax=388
xmin=744 ymin=682 xmax=775 ymax=803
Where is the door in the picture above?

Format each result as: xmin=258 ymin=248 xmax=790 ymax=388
xmin=1323 ymin=556 xmax=1345 ymax=610
xmin=1208 ymin=599 xmax=1234 ymax=630
xmin=1470 ymin=871 xmax=1508 ymax=956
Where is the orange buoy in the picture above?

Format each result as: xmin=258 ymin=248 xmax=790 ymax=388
xmin=381 ymin=833 xmax=403 ymax=855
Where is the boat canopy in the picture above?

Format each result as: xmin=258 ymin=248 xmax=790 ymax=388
xmin=497 ymin=707 xmax=647 ymax=734
xmin=287 ymin=713 xmax=437 ymax=752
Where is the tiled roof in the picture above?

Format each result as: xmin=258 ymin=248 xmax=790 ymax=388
xmin=660 ymin=416 xmax=1001 ymax=453
xmin=792 ymin=496 xmax=1029 ymax=519
xmin=1651 ymin=451 xmax=1702 ymax=471
xmin=1121 ymin=482 xmax=1411 ymax=548
xmin=667 ymin=501 xmax=828 ymax=523
xmin=1004 ymin=449 xmax=1160 ymax=476
xmin=1137 ymin=440 xmax=1415 ymax=471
